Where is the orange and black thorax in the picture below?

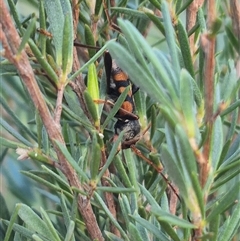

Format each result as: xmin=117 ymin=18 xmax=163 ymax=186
xmin=104 ymin=51 xmax=137 ymax=120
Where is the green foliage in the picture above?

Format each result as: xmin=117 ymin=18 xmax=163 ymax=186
xmin=1 ymin=0 xmax=239 ymax=241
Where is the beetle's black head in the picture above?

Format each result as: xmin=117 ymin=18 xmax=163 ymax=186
xmin=114 ymin=119 xmax=140 ymax=148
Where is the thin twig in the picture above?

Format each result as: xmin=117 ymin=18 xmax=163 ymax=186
xmin=54 ymin=84 xmax=64 ymax=126
xmin=72 ymin=0 xmax=80 ymax=39
xmin=130 ymin=145 xmax=181 ymax=203
xmin=0 ymin=2 xmax=104 ymax=240
xmin=200 ymin=1 xmax=216 ymax=188
xmin=196 ymin=0 xmax=216 ymax=239
xmin=100 ymin=149 xmax=121 ymax=237
xmin=186 ymin=0 xmax=205 ymax=55
xmin=230 ymin=0 xmax=240 ymax=43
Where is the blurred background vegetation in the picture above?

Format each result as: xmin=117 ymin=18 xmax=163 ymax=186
xmin=0 ymin=0 xmax=240 ymax=241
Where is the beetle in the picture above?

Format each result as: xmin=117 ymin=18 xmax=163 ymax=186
xmin=104 ymin=51 xmax=141 ymax=148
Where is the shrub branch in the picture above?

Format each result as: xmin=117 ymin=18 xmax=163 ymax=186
xmin=186 ymin=0 xmax=205 ymax=55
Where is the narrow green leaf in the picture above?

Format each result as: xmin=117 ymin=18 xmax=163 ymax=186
xmin=175 ymin=125 xmax=198 ymax=177
xmin=63 ymin=88 xmax=93 ymax=129
xmin=220 ymin=99 xmax=240 ymax=117
xmin=0 ymin=118 xmax=33 ymax=147
xmin=217 ymin=139 xmax=232 ymax=167
xmin=21 ymin=170 xmax=73 ymax=199
xmin=218 ymin=201 xmax=240 ymax=241
xmin=60 ymin=192 xmax=71 ymax=229
xmin=139 ymin=184 xmax=162 ymax=209
xmin=18 ymin=17 xmax=36 ymax=54
xmin=69 ymin=46 xmax=107 ymax=82
xmin=151 ymin=207 xmax=196 ymax=228
xmin=3 ymin=205 xmax=21 ymax=241
xmin=113 ymin=155 xmax=132 ymax=188
xmin=192 ymin=77 xmax=203 ymax=108
xmin=17 ymin=204 xmax=56 ymax=240
xmin=104 ymin=231 xmax=124 ymax=241
xmin=2 ymin=220 xmax=34 ymax=240
xmin=95 ymin=0 xmax=102 ymax=15
xmin=2 ymin=219 xmax=34 ymax=241
xmin=225 ymin=25 xmax=240 ymax=54
xmin=180 ymin=69 xmax=198 ymax=138
xmin=63 ymin=123 xmax=75 ymax=158
xmin=40 ymin=207 xmax=61 ymax=241
xmin=197 ymin=8 xmax=207 ymax=31
xmin=90 ymin=134 xmax=101 ymax=180
xmin=96 ymin=187 xmax=135 ymax=193
xmin=28 ymin=39 xmax=59 ymax=84
xmin=209 ymin=214 xmax=220 ymax=241
xmin=162 ymin=1 xmax=180 ymax=77
xmin=32 ymin=234 xmax=44 ymax=241
xmin=119 ymin=195 xmax=131 ymax=228
xmin=124 ymin=149 xmax=139 ymax=193
xmin=207 ymin=181 xmax=240 ymax=222
xmin=62 ymin=14 xmax=73 ymax=77
xmin=138 ymin=185 xmax=183 ymax=241
xmin=145 ymin=12 xmax=165 ymax=35
xmin=160 ymin=222 xmax=182 ymax=241
xmin=64 ymin=220 xmax=75 ymax=241
xmin=175 ymin=0 xmax=183 ymax=12
xmin=154 ymin=50 xmax=179 ymax=99
xmin=176 ymin=0 xmax=193 ymax=15
xmin=0 ymin=136 xmax=27 ymax=149
xmin=42 ymin=126 xmax=50 ymax=155
xmin=210 ymin=117 xmax=223 ymax=170
xmin=212 ymin=163 xmax=240 ymax=191
xmin=129 ymin=223 xmax=144 ymax=241
xmin=175 ymin=125 xmax=203 ymax=215
xmin=84 ymin=24 xmax=96 ymax=58
xmin=54 ymin=141 xmax=89 ymax=181
xmin=148 ymin=0 xmax=161 ymax=10
xmin=223 ymin=133 xmax=240 ymax=162
xmin=161 ymin=144 xmax=188 ymax=198
xmin=44 ymin=0 xmax=64 ymax=66
xmin=36 ymin=110 xmax=43 ymax=147
xmin=84 ymin=90 xmax=99 ymax=126
xmin=7 ymin=0 xmax=23 ymax=34
xmin=94 ymin=192 xmax=129 ymax=241
xmin=163 ymin=121 xmax=178 ymax=161
xmin=0 ymin=193 xmax=10 ymax=221
xmin=134 ymin=90 xmax=146 ymax=126
xmin=177 ymin=19 xmax=195 ymax=77
xmin=97 ymin=131 xmax=124 ymax=180
xmin=150 ymin=105 xmax=156 ymax=140
xmin=39 ymin=0 xmax=47 ymax=57
xmin=114 ymin=7 xmax=148 ymax=19
xmin=135 ymin=221 xmax=150 ymax=241
xmin=87 ymin=63 xmax=100 ymax=122
xmin=41 ymin=165 xmax=71 ymax=191
xmin=130 ymin=215 xmax=170 ymax=241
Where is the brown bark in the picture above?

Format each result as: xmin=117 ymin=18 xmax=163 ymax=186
xmin=186 ymin=0 xmax=205 ymax=55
